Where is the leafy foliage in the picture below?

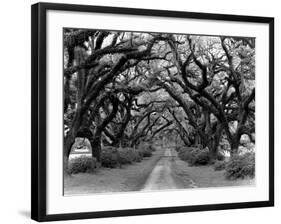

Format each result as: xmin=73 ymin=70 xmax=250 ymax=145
xmin=138 ymin=147 xmax=153 ymax=158
xmin=178 ymin=146 xmax=210 ymax=166
xmin=68 ymin=156 xmax=97 ymax=174
xmin=216 ymin=152 xmax=225 ymax=161
xmin=101 ymin=146 xmax=120 ymax=168
xmin=174 ymin=145 xmax=182 ymax=152
xmin=225 ymin=153 xmax=255 ymax=180
xmin=117 ymin=147 xmax=142 ymax=164
xmin=101 ymin=146 xmax=146 ymax=168
xmin=213 ymin=160 xmax=227 ymax=171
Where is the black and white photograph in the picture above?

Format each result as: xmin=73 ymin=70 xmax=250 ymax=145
xmin=0 ymin=0 xmax=278 ymax=223
xmin=63 ymin=28 xmax=256 ymax=195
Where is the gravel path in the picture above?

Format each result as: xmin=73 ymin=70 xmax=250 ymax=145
xmin=142 ymin=147 xmax=195 ymax=191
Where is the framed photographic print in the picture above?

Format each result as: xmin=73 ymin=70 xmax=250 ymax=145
xmin=31 ymin=2 xmax=274 ymax=222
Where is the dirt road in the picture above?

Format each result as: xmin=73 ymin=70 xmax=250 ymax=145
xmin=141 ymin=147 xmax=197 ymax=191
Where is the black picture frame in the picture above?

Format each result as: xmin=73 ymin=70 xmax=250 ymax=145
xmin=31 ymin=2 xmax=274 ymax=222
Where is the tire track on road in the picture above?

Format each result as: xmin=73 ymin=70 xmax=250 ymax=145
xmin=142 ymin=147 xmax=197 ymax=191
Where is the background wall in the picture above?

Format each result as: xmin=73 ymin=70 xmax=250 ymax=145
xmin=0 ymin=0 xmax=279 ymax=223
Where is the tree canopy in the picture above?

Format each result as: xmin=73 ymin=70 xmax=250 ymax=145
xmin=63 ymin=28 xmax=255 ymax=162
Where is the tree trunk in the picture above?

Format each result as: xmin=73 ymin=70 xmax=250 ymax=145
xmin=195 ymin=135 xmax=201 ymax=145
xmin=64 ymin=134 xmax=76 ymax=159
xmin=63 ymin=131 xmax=76 ymax=174
xmin=64 ymin=106 xmax=84 ymax=159
xmin=90 ymin=136 xmax=102 ymax=162
xmin=208 ymin=125 xmax=222 ymax=161
xmin=230 ymin=139 xmax=240 ymax=157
